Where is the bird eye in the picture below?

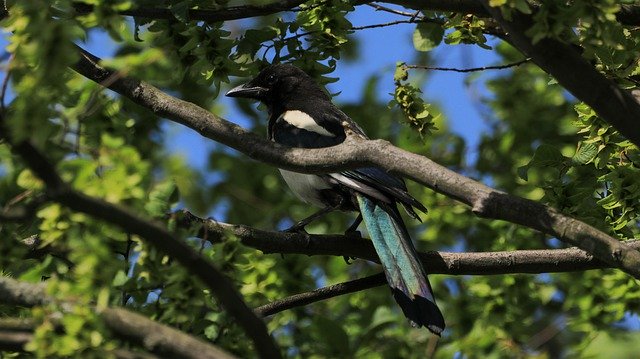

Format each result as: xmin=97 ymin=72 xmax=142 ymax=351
xmin=266 ymin=74 xmax=276 ymax=85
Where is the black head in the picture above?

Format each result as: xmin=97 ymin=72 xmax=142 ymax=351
xmin=225 ymin=64 xmax=329 ymax=112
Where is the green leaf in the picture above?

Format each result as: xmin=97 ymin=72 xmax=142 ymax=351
xmin=313 ymin=316 xmax=350 ymax=356
xmin=518 ymin=144 xmax=567 ymax=180
xmin=517 ymin=164 xmax=530 ymax=181
xmin=489 ymin=0 xmax=507 ymax=6
xmin=16 ymin=169 xmax=44 ymax=190
xmin=513 ymin=0 xmax=532 ymax=14
xmin=573 ymin=142 xmax=598 ymax=164
xmin=169 ymin=1 xmax=190 ymax=22
xmin=112 ymin=270 xmax=130 ymax=287
xmin=394 ymin=62 xmax=408 ymax=82
xmin=529 ymin=144 xmax=566 ymax=167
xmin=412 ymin=22 xmax=444 ymax=52
xmin=145 ymin=180 xmax=179 ymax=217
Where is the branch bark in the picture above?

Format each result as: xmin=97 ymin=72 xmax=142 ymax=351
xmin=0 ymin=319 xmax=165 ymax=358
xmin=254 ymin=273 xmax=387 ymax=317
xmin=0 ymin=318 xmax=33 ymax=352
xmin=69 ymin=0 xmax=640 ymax=27
xmin=3 ymin=139 xmax=281 ymax=359
xmin=71 ymin=0 xmax=306 ymax=22
xmin=477 ymin=1 xmax=640 ymax=148
xmin=177 ymin=211 xmax=640 ymax=275
xmin=0 ymin=276 xmax=239 ymax=359
xmin=70 ymin=46 xmax=640 ymax=279
xmin=102 ymin=308 xmax=238 ymax=359
xmin=382 ymin=0 xmax=640 ymax=26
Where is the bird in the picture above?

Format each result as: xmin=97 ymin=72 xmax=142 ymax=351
xmin=226 ymin=63 xmax=445 ymax=335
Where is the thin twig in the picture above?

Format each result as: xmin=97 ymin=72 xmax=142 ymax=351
xmin=0 ymin=55 xmax=12 ymax=113
xmin=264 ymin=17 xmax=439 ymax=53
xmin=406 ymin=58 xmax=531 ymax=73
xmin=350 ymin=19 xmax=432 ymax=30
xmin=122 ymin=234 xmax=134 ymax=306
xmin=366 ymin=3 xmax=416 ymax=17
xmin=254 ymin=273 xmax=386 ymax=317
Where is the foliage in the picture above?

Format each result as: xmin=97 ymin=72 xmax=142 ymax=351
xmin=1 ymin=0 xmax=639 ymax=358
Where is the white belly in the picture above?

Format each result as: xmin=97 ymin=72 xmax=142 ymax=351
xmin=279 ymin=170 xmax=331 ymax=207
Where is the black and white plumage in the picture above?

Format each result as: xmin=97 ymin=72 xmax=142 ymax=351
xmin=226 ymin=63 xmax=445 ymax=334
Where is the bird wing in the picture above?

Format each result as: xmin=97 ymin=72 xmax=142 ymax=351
xmin=272 ymin=125 xmax=342 ymax=148
xmin=329 ymin=167 xmax=427 ymax=219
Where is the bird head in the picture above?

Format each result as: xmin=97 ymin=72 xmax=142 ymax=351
xmin=225 ymin=63 xmax=329 ymax=111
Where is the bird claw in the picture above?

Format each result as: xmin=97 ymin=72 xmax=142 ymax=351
xmin=282 ymin=225 xmax=312 ymax=248
xmin=283 ymin=224 xmax=308 ymax=234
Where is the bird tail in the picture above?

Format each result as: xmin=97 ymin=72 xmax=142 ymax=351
xmin=356 ymin=194 xmax=445 ymax=335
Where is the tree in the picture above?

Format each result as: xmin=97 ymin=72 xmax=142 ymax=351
xmin=1 ymin=0 xmax=639 ymax=357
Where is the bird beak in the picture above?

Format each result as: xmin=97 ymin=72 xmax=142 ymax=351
xmin=225 ymin=82 xmax=267 ymax=99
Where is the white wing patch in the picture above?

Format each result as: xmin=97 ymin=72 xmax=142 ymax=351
xmin=328 ymin=174 xmax=391 ymax=203
xmin=279 ymin=110 xmax=335 ymax=137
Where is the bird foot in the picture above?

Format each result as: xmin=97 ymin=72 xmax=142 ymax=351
xmin=282 ymin=225 xmax=312 ymax=248
xmin=283 ymin=225 xmax=308 ymax=234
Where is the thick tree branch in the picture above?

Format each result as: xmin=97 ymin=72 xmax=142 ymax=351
xmin=178 ymin=212 xmax=640 ymax=275
xmin=0 ymin=277 xmax=47 ymax=307
xmin=0 ymin=318 xmax=33 ymax=352
xmin=3 ymin=140 xmax=281 ymax=359
xmin=382 ymin=0 xmax=640 ymax=26
xmin=70 ymin=46 xmax=640 ymax=278
xmin=101 ymin=308 xmax=238 ymax=359
xmin=478 ymin=1 xmax=640 ymax=148
xmin=71 ymin=0 xmax=306 ymax=22
xmin=0 ymin=276 xmax=239 ymax=359
xmin=0 ymin=331 xmax=32 ymax=353
xmin=69 ymin=0 xmax=640 ymax=27
xmin=0 ymin=319 xmax=160 ymax=358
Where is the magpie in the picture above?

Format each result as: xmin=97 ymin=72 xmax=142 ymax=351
xmin=226 ymin=63 xmax=445 ymax=334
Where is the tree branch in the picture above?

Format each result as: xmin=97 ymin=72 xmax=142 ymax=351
xmin=0 ymin=325 xmax=158 ymax=358
xmin=70 ymin=0 xmax=640 ymax=27
xmin=71 ymin=0 xmax=307 ymax=23
xmin=478 ymin=1 xmax=640 ymax=149
xmin=405 ymin=58 xmax=530 ymax=73
xmin=70 ymin=46 xmax=640 ymax=279
xmin=0 ymin=194 xmax=48 ymax=222
xmin=176 ymin=211 xmax=640 ymax=275
xmin=0 ymin=276 xmax=239 ymax=359
xmin=0 ymin=318 xmax=33 ymax=352
xmin=0 ymin=277 xmax=47 ymax=307
xmin=101 ymin=308 xmax=238 ymax=359
xmin=2 ymin=139 xmax=281 ymax=359
xmin=381 ymin=0 xmax=640 ymax=26
xmin=254 ymin=273 xmax=387 ymax=317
